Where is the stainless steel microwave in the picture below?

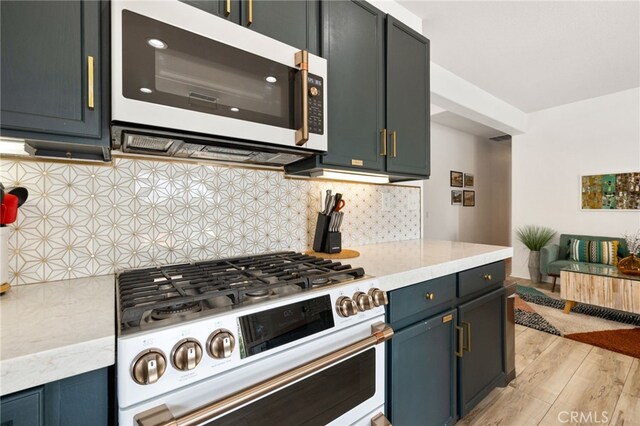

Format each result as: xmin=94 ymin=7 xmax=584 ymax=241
xmin=111 ymin=1 xmax=327 ymax=163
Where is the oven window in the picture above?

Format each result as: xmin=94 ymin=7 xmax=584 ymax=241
xmin=207 ymin=349 xmax=376 ymax=426
xmin=121 ymin=10 xmax=295 ymax=129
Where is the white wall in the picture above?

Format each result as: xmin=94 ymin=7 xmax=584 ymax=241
xmin=423 ymin=123 xmax=511 ymax=245
xmin=511 ymin=87 xmax=640 ymax=279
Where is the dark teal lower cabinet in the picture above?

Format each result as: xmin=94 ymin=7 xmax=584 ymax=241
xmin=0 ymin=367 xmax=110 ymax=426
xmin=388 ymin=309 xmax=457 ymax=426
xmin=458 ymin=288 xmax=506 ymax=417
xmin=386 ymin=261 xmax=509 ymax=424
xmin=0 ymin=387 xmax=44 ymax=426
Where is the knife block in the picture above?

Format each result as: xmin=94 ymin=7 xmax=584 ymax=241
xmin=324 ymin=232 xmax=342 ymax=254
xmin=312 ymin=213 xmax=331 ymax=252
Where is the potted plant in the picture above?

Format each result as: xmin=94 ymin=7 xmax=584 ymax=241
xmin=619 ymin=230 xmax=640 ymax=276
xmin=515 ymin=225 xmax=557 ymax=284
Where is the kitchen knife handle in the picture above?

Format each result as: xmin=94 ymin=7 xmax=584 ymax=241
xmin=295 ymin=50 xmax=309 ymax=146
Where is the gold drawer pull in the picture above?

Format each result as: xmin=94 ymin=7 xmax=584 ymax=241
xmin=484 ymin=274 xmax=492 ymax=281
xmin=225 ymin=0 xmax=231 ymax=16
xmin=380 ymin=128 xmax=387 ymax=156
xmin=87 ymin=56 xmax=95 ymax=109
xmin=425 ymin=292 xmax=435 ymax=301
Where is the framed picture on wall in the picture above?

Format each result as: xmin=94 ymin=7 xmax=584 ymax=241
xmin=464 ymin=173 xmax=474 ymax=187
xmin=463 ymin=190 xmax=475 ymax=207
xmin=451 ymin=190 xmax=462 ymax=205
xmin=450 ymin=171 xmax=463 ymax=187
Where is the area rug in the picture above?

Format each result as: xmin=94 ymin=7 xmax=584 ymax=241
xmin=515 ymin=285 xmax=640 ymax=359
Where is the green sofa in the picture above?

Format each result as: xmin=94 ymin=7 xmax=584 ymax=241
xmin=540 ymin=233 xmax=629 ymax=291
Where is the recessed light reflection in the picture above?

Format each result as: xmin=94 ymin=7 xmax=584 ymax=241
xmin=265 ymin=76 xmax=277 ymax=83
xmin=140 ymin=87 xmax=153 ymax=94
xmin=230 ymin=107 xmax=240 ymax=112
xmin=147 ymin=38 xmax=167 ymax=49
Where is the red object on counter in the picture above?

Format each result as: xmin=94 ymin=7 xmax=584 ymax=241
xmin=0 ymin=193 xmax=18 ymax=225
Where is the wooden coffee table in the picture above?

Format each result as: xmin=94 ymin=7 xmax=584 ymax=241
xmin=560 ymin=264 xmax=640 ymax=314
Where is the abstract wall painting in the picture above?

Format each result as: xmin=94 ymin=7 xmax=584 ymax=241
xmin=581 ymin=172 xmax=640 ymax=210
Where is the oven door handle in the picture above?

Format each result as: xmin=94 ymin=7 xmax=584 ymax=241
xmin=134 ymin=322 xmax=394 ymax=426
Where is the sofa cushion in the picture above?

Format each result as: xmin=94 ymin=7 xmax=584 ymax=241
xmin=559 ymin=234 xmax=629 ymax=261
xmin=568 ymin=239 xmax=619 ymax=266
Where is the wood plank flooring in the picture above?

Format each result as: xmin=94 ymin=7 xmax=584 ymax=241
xmin=457 ymin=327 xmax=640 ymax=425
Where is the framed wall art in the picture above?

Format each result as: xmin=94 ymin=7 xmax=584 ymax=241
xmin=451 ymin=190 xmax=462 ymax=205
xmin=463 ymin=190 xmax=475 ymax=207
xmin=450 ymin=171 xmax=463 ymax=187
xmin=464 ymin=173 xmax=474 ymax=187
xmin=581 ymin=172 xmax=640 ymax=210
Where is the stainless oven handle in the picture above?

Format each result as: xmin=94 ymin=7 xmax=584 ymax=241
xmin=294 ymin=50 xmax=309 ymax=146
xmin=134 ymin=323 xmax=394 ymax=426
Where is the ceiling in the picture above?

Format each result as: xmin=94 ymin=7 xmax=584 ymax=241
xmin=431 ymin=110 xmax=506 ymax=138
xmin=400 ymin=1 xmax=640 ymax=112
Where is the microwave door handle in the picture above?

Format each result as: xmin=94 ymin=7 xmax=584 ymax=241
xmin=134 ymin=323 xmax=394 ymax=426
xmin=295 ymin=50 xmax=309 ymax=146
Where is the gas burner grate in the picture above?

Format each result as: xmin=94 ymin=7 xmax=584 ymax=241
xmin=117 ymin=251 xmax=364 ymax=330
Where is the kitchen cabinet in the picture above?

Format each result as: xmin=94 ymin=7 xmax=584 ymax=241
xmin=286 ymin=1 xmax=430 ymax=181
xmin=386 ymin=261 xmax=508 ymax=425
xmin=180 ymin=0 xmax=320 ymax=54
xmin=458 ymin=288 xmax=506 ymax=417
xmin=0 ymin=368 xmax=110 ymax=426
xmin=388 ymin=309 xmax=457 ymax=426
xmin=0 ymin=0 xmax=110 ymax=161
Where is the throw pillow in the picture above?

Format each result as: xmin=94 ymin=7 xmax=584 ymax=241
xmin=568 ymin=239 xmax=619 ymax=266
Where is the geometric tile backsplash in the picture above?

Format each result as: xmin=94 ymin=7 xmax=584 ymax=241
xmin=0 ymin=156 xmax=421 ymax=285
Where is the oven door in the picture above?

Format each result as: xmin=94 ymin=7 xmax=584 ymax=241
xmin=111 ymin=1 xmax=327 ymax=151
xmin=125 ymin=317 xmax=391 ymax=426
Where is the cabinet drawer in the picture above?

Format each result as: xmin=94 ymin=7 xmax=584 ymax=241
xmin=388 ymin=274 xmax=456 ymax=328
xmin=458 ymin=261 xmax=505 ymax=298
xmin=0 ymin=386 xmax=44 ymax=426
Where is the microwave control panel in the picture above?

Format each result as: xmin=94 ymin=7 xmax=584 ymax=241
xmin=308 ymin=74 xmax=324 ymax=135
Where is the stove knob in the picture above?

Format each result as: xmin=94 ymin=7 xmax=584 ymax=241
xmin=131 ymin=349 xmax=167 ymax=385
xmin=172 ymin=339 xmax=203 ymax=371
xmin=368 ymin=288 xmax=388 ymax=307
xmin=353 ymin=291 xmax=373 ymax=311
xmin=208 ymin=330 xmax=236 ymax=359
xmin=336 ymin=296 xmax=358 ymax=317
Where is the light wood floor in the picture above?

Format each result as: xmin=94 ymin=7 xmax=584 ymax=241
xmin=456 ymin=326 xmax=640 ymax=426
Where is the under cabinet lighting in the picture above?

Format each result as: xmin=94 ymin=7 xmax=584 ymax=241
xmin=147 ymin=38 xmax=167 ymax=49
xmin=230 ymin=107 xmax=240 ymax=112
xmin=0 ymin=138 xmax=27 ymax=155
xmin=310 ymin=170 xmax=389 ymax=184
xmin=265 ymin=76 xmax=277 ymax=83
xmin=140 ymin=87 xmax=153 ymax=94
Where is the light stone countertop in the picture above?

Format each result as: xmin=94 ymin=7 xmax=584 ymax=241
xmin=0 ymin=275 xmax=115 ymax=396
xmin=348 ymin=239 xmax=513 ymax=290
xmin=0 ymin=240 xmax=511 ymax=397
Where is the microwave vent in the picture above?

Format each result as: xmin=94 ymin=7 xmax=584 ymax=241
xmin=127 ymin=135 xmax=176 ymax=152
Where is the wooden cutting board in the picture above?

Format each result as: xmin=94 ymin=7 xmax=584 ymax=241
xmin=305 ymin=249 xmax=360 ymax=259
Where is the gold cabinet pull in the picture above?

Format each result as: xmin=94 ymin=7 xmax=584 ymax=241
xmin=391 ymin=131 xmax=397 ymax=157
xmin=425 ymin=292 xmax=435 ymax=301
xmin=225 ymin=0 xmax=231 ymax=16
xmin=294 ymin=50 xmax=309 ymax=146
xmin=247 ymin=0 xmax=253 ymax=25
xmin=380 ymin=128 xmax=387 ymax=156
xmin=484 ymin=274 xmax=492 ymax=281
xmin=87 ymin=56 xmax=95 ymax=109
xmin=455 ymin=325 xmax=464 ymax=357
xmin=462 ymin=321 xmax=471 ymax=352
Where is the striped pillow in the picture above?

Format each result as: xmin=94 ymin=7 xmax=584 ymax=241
xmin=568 ymin=239 xmax=619 ymax=266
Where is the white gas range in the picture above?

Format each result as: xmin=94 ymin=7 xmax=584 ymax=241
xmin=116 ymin=252 xmax=393 ymax=426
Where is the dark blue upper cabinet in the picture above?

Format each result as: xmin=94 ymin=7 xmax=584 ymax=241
xmin=180 ymin=0 xmax=319 ymax=54
xmin=385 ymin=15 xmax=430 ymax=177
xmin=320 ymin=0 xmax=386 ymax=172
xmin=0 ymin=0 xmax=110 ymax=160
